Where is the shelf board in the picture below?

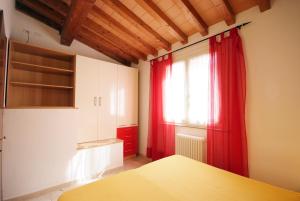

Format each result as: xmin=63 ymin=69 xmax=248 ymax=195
xmin=11 ymin=41 xmax=75 ymax=61
xmin=77 ymin=139 xmax=123 ymax=150
xmin=5 ymin=106 xmax=78 ymax=109
xmin=11 ymin=61 xmax=74 ymax=74
xmin=10 ymin=81 xmax=74 ymax=89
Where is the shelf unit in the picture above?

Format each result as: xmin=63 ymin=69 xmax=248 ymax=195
xmin=7 ymin=41 xmax=76 ymax=108
xmin=10 ymin=81 xmax=74 ymax=89
xmin=12 ymin=61 xmax=74 ymax=74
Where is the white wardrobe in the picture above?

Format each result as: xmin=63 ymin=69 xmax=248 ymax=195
xmin=117 ymin=66 xmax=138 ymax=128
xmin=76 ymin=55 xmax=138 ymax=143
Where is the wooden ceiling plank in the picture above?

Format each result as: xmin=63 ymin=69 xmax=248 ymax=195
xmin=91 ymin=6 xmax=158 ymax=56
xmin=61 ymin=0 xmax=96 ymax=46
xmin=78 ymin=27 xmax=138 ymax=64
xmin=257 ymin=0 xmax=271 ymax=12
xmin=16 ymin=0 xmax=65 ymax=26
xmin=136 ymin=0 xmax=188 ymax=44
xmin=177 ymin=0 xmax=208 ymax=35
xmin=76 ymin=34 xmax=130 ymax=66
xmin=102 ymin=0 xmax=171 ymax=51
xmin=84 ymin=18 xmax=147 ymax=60
xmin=38 ymin=0 xmax=69 ymax=17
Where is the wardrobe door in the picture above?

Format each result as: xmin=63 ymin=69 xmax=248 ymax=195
xmin=76 ymin=55 xmax=99 ymax=143
xmin=98 ymin=61 xmax=117 ymax=140
xmin=117 ymin=65 xmax=138 ymax=127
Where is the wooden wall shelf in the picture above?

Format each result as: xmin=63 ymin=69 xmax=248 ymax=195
xmin=7 ymin=41 xmax=76 ymax=107
xmin=6 ymin=106 xmax=77 ymax=109
xmin=10 ymin=81 xmax=74 ymax=89
xmin=12 ymin=61 xmax=74 ymax=75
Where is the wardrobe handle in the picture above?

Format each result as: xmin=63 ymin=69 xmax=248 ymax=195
xmin=94 ymin=97 xmax=97 ymax=106
xmin=0 ymin=136 xmax=6 ymax=141
xmin=98 ymin=97 xmax=102 ymax=106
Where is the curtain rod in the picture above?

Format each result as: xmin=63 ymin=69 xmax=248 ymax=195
xmin=148 ymin=21 xmax=251 ymax=62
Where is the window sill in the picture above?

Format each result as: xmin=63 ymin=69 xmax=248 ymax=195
xmin=174 ymin=123 xmax=207 ymax=130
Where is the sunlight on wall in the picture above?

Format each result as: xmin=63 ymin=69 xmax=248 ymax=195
xmin=66 ymin=146 xmax=112 ymax=183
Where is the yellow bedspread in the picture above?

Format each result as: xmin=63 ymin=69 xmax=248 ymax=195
xmin=59 ymin=155 xmax=300 ymax=201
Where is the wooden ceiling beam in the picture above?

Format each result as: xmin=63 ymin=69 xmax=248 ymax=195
xmin=102 ymin=0 xmax=171 ymax=51
xmin=211 ymin=0 xmax=235 ymax=25
xmin=84 ymin=18 xmax=147 ymax=60
xmin=257 ymin=0 xmax=271 ymax=12
xmin=16 ymin=0 xmax=65 ymax=26
xmin=78 ymin=27 xmax=138 ymax=64
xmin=61 ymin=0 xmax=96 ymax=46
xmin=62 ymin=0 xmax=72 ymax=6
xmin=220 ymin=0 xmax=235 ymax=25
xmin=38 ymin=0 xmax=69 ymax=17
xmin=0 ymin=11 xmax=5 ymax=37
xmin=176 ymin=0 xmax=208 ymax=35
xmin=91 ymin=7 xmax=157 ymax=56
xmin=76 ymin=34 xmax=130 ymax=66
xmin=136 ymin=0 xmax=188 ymax=44
xmin=15 ymin=1 xmax=62 ymax=31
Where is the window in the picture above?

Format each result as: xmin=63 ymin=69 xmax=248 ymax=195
xmin=163 ymin=46 xmax=209 ymax=127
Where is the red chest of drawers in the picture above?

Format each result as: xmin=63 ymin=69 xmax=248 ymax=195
xmin=117 ymin=126 xmax=138 ymax=157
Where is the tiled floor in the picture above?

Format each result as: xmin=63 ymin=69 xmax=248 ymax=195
xmin=26 ymin=156 xmax=151 ymax=201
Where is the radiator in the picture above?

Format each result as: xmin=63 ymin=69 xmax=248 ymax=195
xmin=175 ymin=134 xmax=206 ymax=162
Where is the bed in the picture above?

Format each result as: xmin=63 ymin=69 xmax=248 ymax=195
xmin=58 ymin=155 xmax=300 ymax=201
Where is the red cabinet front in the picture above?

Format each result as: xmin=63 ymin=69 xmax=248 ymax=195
xmin=117 ymin=126 xmax=138 ymax=157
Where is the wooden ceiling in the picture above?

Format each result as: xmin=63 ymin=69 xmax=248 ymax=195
xmin=15 ymin=0 xmax=271 ymax=65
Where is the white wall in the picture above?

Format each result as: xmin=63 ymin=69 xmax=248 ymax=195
xmin=137 ymin=60 xmax=150 ymax=156
xmin=0 ymin=0 xmax=119 ymax=63
xmin=0 ymin=109 xmax=3 ymax=200
xmin=2 ymin=109 xmax=123 ymax=200
xmin=2 ymin=109 xmax=78 ymax=200
xmin=0 ymin=0 xmax=13 ymax=37
xmin=243 ymin=0 xmax=300 ymax=192
xmin=137 ymin=0 xmax=300 ymax=191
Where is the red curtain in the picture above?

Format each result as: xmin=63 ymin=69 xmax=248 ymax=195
xmin=147 ymin=54 xmax=175 ymax=161
xmin=207 ymin=28 xmax=248 ymax=176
